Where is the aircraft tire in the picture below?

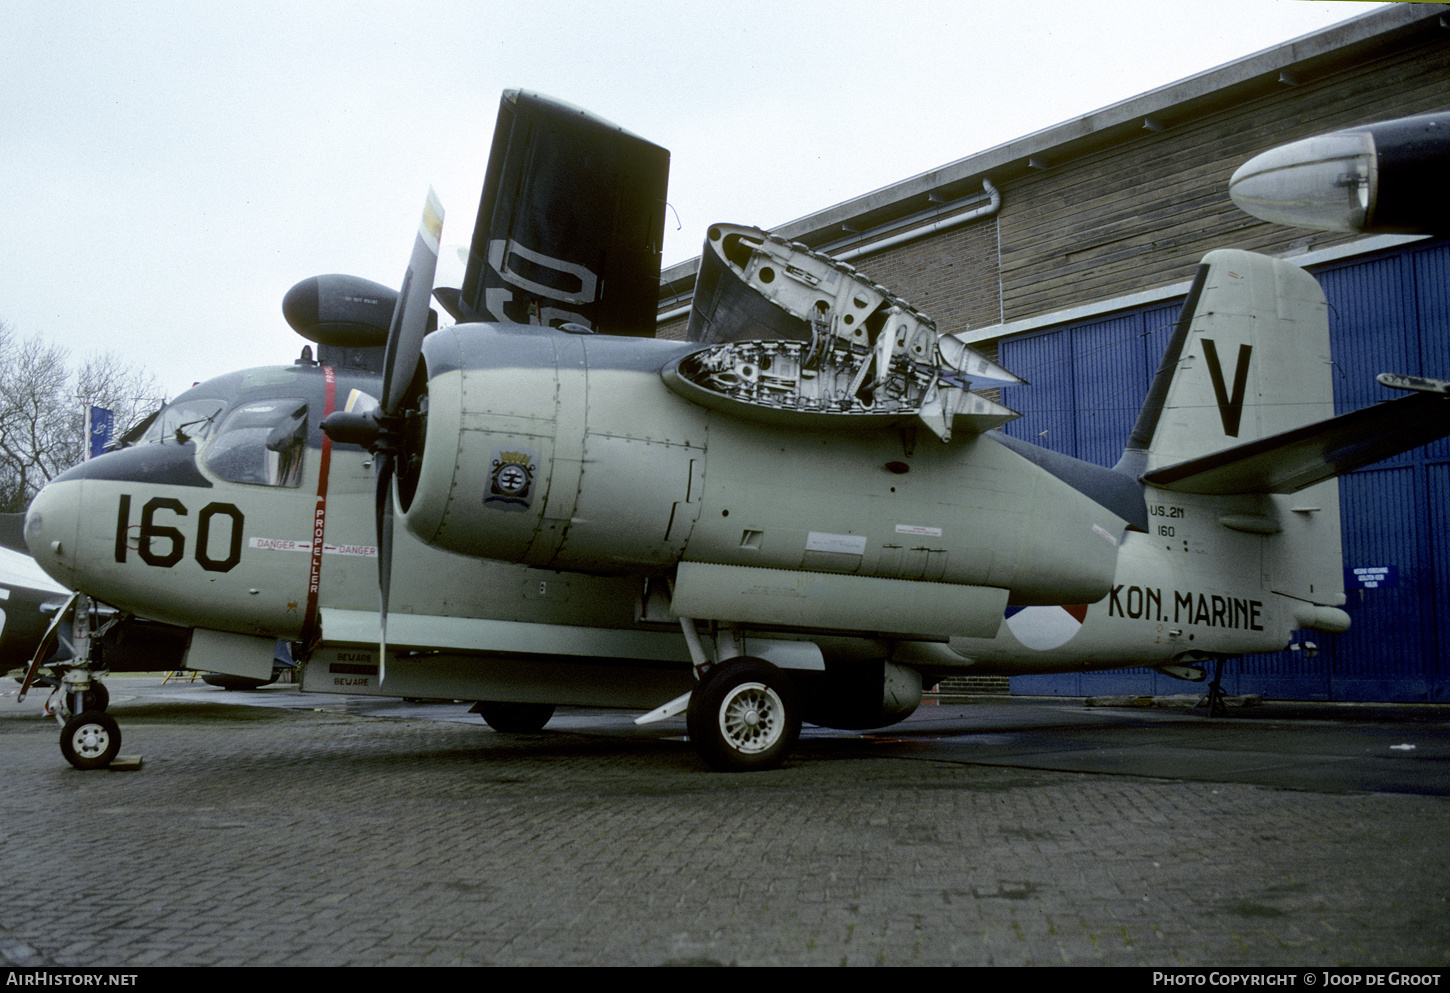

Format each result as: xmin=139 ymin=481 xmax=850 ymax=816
xmin=60 ymin=710 xmax=121 ymax=771
xmin=687 ymin=658 xmax=801 ymax=772
xmin=476 ymin=701 xmax=556 ymax=733
xmin=59 ymin=679 xmax=111 ymax=717
xmin=201 ymin=672 xmax=278 ymax=691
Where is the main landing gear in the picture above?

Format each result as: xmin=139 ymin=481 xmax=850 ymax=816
xmin=686 ymin=657 xmax=802 ymax=772
xmin=650 ymin=616 xmax=805 ymax=772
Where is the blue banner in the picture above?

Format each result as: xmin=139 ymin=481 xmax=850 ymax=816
xmin=87 ymin=405 xmax=114 ymax=459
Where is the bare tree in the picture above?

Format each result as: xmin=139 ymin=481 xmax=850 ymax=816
xmin=0 ymin=319 xmax=162 ymax=512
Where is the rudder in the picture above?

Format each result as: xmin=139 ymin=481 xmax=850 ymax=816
xmin=1118 ymin=249 xmax=1334 ymax=477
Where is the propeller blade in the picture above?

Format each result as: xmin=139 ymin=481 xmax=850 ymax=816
xmin=376 ymin=454 xmax=394 ymax=683
xmin=382 ymin=187 xmax=445 ymax=416
xmin=374 ymin=188 xmax=445 ymax=685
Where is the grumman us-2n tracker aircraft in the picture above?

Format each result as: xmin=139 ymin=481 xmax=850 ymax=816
xmin=22 ymin=95 xmax=1450 ymax=771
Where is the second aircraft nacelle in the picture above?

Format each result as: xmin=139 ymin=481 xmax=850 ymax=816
xmin=402 ymin=325 xmax=1132 ymax=634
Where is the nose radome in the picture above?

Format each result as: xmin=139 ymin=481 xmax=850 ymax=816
xmin=24 ymin=480 xmax=81 ymax=590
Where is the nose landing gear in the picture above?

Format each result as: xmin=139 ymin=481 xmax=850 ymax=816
xmin=18 ymin=592 xmax=125 ymax=770
xmin=59 ymin=710 xmax=122 ymax=770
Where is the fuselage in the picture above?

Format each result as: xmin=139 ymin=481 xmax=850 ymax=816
xmin=396 ymin=322 xmax=1346 ymax=680
xmin=942 ymin=481 xmax=1348 ymax=675
xmin=22 ymin=333 xmax=1346 ymax=710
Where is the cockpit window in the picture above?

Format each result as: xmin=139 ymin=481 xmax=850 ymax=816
xmin=137 ymin=399 xmax=227 ymax=446
xmin=202 ymin=399 xmax=308 ymax=487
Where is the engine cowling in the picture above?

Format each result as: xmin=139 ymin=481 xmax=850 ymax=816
xmin=401 ymin=325 xmax=707 ymax=573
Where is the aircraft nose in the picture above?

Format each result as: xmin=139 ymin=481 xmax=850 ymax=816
xmin=25 ymin=479 xmax=82 ymax=589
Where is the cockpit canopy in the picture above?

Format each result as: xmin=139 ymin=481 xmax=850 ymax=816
xmin=133 ymin=396 xmax=307 ymax=488
xmin=114 ymin=364 xmax=390 ymax=491
xmin=134 ymin=398 xmax=226 ymax=446
xmin=201 ymin=398 xmax=308 ymax=488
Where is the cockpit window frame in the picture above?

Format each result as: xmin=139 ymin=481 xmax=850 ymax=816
xmin=200 ymin=397 xmax=310 ymax=488
xmin=136 ymin=398 xmax=228 ymax=447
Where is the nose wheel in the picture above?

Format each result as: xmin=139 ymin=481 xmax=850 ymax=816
xmin=686 ymin=658 xmax=801 ymax=772
xmin=60 ymin=710 xmax=122 ymax=770
xmin=18 ymin=592 xmax=124 ymax=770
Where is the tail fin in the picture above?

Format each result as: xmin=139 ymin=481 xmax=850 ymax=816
xmin=1117 ymin=249 xmax=1334 ymax=479
xmin=1117 ymin=250 xmax=1450 ymax=622
xmin=1124 ymin=249 xmax=1450 ymax=494
xmin=1119 ymin=250 xmax=1343 ymax=617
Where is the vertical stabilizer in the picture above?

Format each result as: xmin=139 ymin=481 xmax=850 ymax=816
xmin=1120 ymin=250 xmax=1344 ymax=616
xmin=1119 ymin=250 xmax=1334 ymax=477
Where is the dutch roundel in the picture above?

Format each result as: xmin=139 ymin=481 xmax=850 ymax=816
xmin=1004 ymin=604 xmax=1090 ymax=651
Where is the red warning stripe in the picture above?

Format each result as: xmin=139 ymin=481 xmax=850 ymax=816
xmin=302 ymin=367 xmax=336 ymax=646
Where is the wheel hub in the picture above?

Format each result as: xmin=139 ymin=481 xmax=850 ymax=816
xmin=718 ymin=682 xmax=782 ymax=754
xmin=73 ymin=723 xmax=110 ymax=759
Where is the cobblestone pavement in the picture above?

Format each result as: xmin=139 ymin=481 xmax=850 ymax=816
xmin=2 ymin=680 xmax=1447 ymax=967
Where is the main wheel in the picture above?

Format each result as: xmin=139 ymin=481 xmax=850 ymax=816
xmin=201 ymin=672 xmax=278 ymax=690
xmin=475 ymin=701 xmax=556 ymax=733
xmin=687 ymin=659 xmax=801 ymax=772
xmin=60 ymin=710 xmax=121 ymax=770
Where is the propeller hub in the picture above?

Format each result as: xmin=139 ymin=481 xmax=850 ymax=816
xmin=323 ymin=409 xmax=410 ymax=453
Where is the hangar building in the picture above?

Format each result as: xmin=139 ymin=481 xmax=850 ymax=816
xmin=656 ymin=3 xmax=1450 ymax=703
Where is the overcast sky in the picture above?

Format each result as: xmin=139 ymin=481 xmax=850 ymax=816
xmin=1 ymin=0 xmax=1385 ymax=402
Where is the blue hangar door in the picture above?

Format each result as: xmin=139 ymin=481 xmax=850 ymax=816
xmin=1001 ymin=239 xmax=1450 ymax=703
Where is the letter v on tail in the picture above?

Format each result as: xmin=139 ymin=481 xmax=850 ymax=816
xmin=1201 ymin=339 xmax=1252 ymax=437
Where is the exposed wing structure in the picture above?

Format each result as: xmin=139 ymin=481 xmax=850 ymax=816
xmin=438 ymin=90 xmax=670 ymax=336
xmin=1142 ymin=391 xmax=1450 ymax=495
xmin=667 ymin=223 xmax=1021 ymax=440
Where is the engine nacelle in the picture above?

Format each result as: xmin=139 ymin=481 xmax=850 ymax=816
xmin=402 ymin=325 xmax=1128 ymax=629
xmin=402 ymin=326 xmax=708 ymax=573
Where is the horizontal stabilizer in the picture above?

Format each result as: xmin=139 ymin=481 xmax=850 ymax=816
xmin=1142 ymin=392 xmax=1450 ymax=494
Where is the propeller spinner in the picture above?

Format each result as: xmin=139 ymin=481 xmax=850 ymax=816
xmin=322 ymin=188 xmax=444 ymax=681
